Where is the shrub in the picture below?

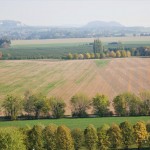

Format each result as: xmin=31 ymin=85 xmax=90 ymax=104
xmin=0 ymin=127 xmax=26 ymax=150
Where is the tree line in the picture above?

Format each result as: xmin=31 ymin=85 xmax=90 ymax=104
xmin=1 ymin=91 xmax=150 ymax=120
xmin=0 ymin=121 xmax=150 ymax=150
xmin=65 ymin=39 xmax=150 ymax=60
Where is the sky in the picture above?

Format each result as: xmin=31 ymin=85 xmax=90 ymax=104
xmin=0 ymin=0 xmax=150 ymax=27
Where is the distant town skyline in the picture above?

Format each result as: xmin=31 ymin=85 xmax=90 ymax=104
xmin=0 ymin=0 xmax=150 ymax=27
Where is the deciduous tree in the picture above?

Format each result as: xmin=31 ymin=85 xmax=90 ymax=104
xmin=93 ymin=94 xmax=110 ymax=116
xmin=119 ymin=121 xmax=134 ymax=149
xmin=0 ymin=128 xmax=26 ymax=150
xmin=71 ymin=128 xmax=84 ymax=150
xmin=2 ymin=95 xmax=23 ymax=120
xmin=43 ymin=124 xmax=57 ymax=150
xmin=107 ymin=124 xmax=122 ymax=149
xmin=49 ymin=97 xmax=66 ymax=118
xmin=57 ymin=125 xmax=74 ymax=150
xmin=97 ymin=124 xmax=110 ymax=150
xmin=28 ymin=125 xmax=44 ymax=150
xmin=133 ymin=121 xmax=148 ymax=149
xmin=84 ymin=124 xmax=98 ymax=150
xmin=71 ymin=93 xmax=91 ymax=117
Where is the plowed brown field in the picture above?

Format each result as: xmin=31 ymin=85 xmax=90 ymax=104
xmin=0 ymin=58 xmax=150 ymax=114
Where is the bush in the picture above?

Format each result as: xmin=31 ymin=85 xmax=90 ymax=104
xmin=71 ymin=128 xmax=84 ymax=150
xmin=93 ymin=94 xmax=110 ymax=117
xmin=0 ymin=127 xmax=26 ymax=150
xmin=71 ymin=93 xmax=91 ymax=117
xmin=28 ymin=125 xmax=44 ymax=150
xmin=84 ymin=124 xmax=98 ymax=150
xmin=57 ymin=125 xmax=74 ymax=150
xmin=49 ymin=97 xmax=66 ymax=118
xmin=43 ymin=124 xmax=57 ymax=150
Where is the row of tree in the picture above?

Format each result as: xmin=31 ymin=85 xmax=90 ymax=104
xmin=66 ymin=50 xmax=131 ymax=60
xmin=1 ymin=91 xmax=150 ymax=120
xmin=0 ymin=121 xmax=150 ymax=150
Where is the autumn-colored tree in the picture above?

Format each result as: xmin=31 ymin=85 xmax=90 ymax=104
xmin=84 ymin=53 xmax=91 ymax=59
xmin=116 ymin=50 xmax=121 ymax=58
xmin=73 ymin=53 xmax=79 ymax=59
xmin=70 ymin=93 xmax=91 ymax=117
xmin=119 ymin=121 xmax=134 ymax=149
xmin=2 ymin=95 xmax=23 ymax=120
xmin=49 ymin=96 xmax=66 ymax=118
xmin=28 ymin=125 xmax=44 ymax=150
xmin=84 ymin=124 xmax=98 ymax=150
xmin=97 ymin=124 xmax=110 ymax=150
xmin=57 ymin=125 xmax=74 ymax=150
xmin=126 ymin=51 xmax=131 ymax=57
xmin=107 ymin=124 xmax=122 ymax=149
xmin=90 ymin=53 xmax=95 ymax=59
xmin=109 ymin=51 xmax=116 ymax=58
xmin=71 ymin=128 xmax=84 ymax=150
xmin=93 ymin=94 xmax=110 ymax=116
xmin=121 ymin=50 xmax=127 ymax=57
xmin=0 ymin=127 xmax=26 ymax=150
xmin=133 ymin=121 xmax=148 ymax=149
xmin=67 ymin=53 xmax=73 ymax=59
xmin=43 ymin=124 xmax=57 ymax=150
xmin=78 ymin=54 xmax=84 ymax=59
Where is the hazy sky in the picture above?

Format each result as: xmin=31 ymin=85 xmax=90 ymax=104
xmin=0 ymin=0 xmax=150 ymax=27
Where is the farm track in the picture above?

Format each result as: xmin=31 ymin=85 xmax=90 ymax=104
xmin=0 ymin=58 xmax=150 ymax=114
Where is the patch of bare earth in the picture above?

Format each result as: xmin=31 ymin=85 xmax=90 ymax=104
xmin=0 ymin=58 xmax=150 ymax=114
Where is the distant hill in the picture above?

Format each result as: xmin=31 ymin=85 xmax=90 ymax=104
xmin=84 ymin=21 xmax=124 ymax=28
xmin=0 ymin=20 xmax=150 ymax=39
xmin=0 ymin=20 xmax=26 ymax=29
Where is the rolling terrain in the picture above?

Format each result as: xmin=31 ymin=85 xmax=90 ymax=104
xmin=0 ymin=58 xmax=150 ymax=114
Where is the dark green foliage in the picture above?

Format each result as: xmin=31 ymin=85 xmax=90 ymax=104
xmin=49 ymin=97 xmax=66 ymax=118
xmin=2 ymin=95 xmax=23 ymax=120
xmin=71 ymin=128 xmax=84 ymax=150
xmin=0 ymin=38 xmax=11 ymax=48
xmin=113 ymin=94 xmax=129 ymax=116
xmin=93 ymin=94 xmax=110 ymax=116
xmin=84 ymin=124 xmax=98 ymax=150
xmin=0 ymin=127 xmax=26 ymax=150
xmin=107 ymin=123 xmax=122 ymax=148
xmin=1 ymin=44 xmax=92 ymax=60
xmin=24 ymin=93 xmax=49 ymax=119
xmin=113 ymin=92 xmax=142 ymax=116
xmin=28 ymin=125 xmax=44 ymax=150
xmin=57 ymin=125 xmax=74 ymax=150
xmin=97 ymin=124 xmax=110 ymax=150
xmin=120 ymin=121 xmax=134 ymax=149
xmin=93 ymin=39 xmax=103 ymax=54
xmin=43 ymin=124 xmax=57 ymax=150
xmin=146 ymin=122 xmax=150 ymax=133
xmin=139 ymin=91 xmax=150 ymax=115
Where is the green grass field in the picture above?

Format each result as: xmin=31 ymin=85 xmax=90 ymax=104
xmin=0 ymin=117 xmax=149 ymax=129
xmin=1 ymin=37 xmax=150 ymax=59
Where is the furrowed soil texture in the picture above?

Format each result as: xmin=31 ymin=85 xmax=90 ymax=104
xmin=0 ymin=58 xmax=150 ymax=114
